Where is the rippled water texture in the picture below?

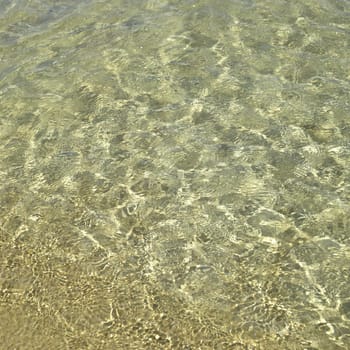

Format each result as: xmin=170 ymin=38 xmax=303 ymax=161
xmin=1 ymin=0 xmax=350 ymax=348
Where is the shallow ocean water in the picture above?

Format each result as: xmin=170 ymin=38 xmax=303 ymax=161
xmin=1 ymin=0 xmax=350 ymax=348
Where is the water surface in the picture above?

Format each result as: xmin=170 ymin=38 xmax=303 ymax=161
xmin=1 ymin=0 xmax=350 ymax=349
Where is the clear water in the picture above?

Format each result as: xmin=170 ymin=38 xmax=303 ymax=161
xmin=1 ymin=0 xmax=350 ymax=349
